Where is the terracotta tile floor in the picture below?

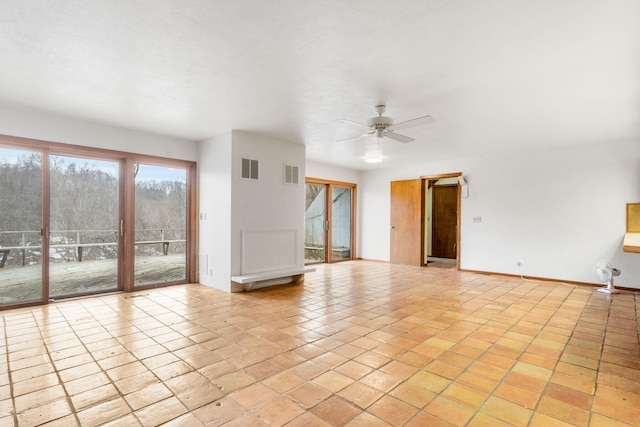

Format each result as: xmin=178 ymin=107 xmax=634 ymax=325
xmin=1 ymin=261 xmax=640 ymax=426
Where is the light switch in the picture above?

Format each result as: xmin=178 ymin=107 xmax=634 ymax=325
xmin=473 ymin=216 xmax=482 ymax=223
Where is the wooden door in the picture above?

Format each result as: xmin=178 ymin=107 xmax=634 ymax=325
xmin=432 ymin=184 xmax=458 ymax=259
xmin=390 ymin=179 xmax=424 ymax=265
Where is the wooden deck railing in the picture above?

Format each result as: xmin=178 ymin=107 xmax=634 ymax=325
xmin=0 ymin=229 xmax=185 ymax=268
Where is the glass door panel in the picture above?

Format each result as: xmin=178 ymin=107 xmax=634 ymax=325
xmin=305 ymin=184 xmax=326 ymax=263
xmin=0 ymin=148 xmax=43 ymax=306
xmin=331 ymin=187 xmax=352 ymax=261
xmin=134 ymin=164 xmax=187 ymax=287
xmin=49 ymin=155 xmax=120 ymax=298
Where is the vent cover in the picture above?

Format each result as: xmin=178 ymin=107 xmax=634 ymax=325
xmin=284 ymin=164 xmax=299 ymax=185
xmin=241 ymin=158 xmax=259 ymax=180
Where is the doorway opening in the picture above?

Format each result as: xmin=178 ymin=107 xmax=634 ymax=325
xmin=424 ymin=174 xmax=462 ymax=269
xmin=389 ymin=172 xmax=462 ymax=269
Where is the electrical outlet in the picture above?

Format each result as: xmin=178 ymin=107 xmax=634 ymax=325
xmin=516 ymin=261 xmax=522 ymax=267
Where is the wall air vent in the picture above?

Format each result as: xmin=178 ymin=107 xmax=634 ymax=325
xmin=284 ymin=164 xmax=299 ymax=185
xmin=241 ymin=158 xmax=259 ymax=180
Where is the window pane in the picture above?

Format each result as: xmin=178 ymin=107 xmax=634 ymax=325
xmin=49 ymin=155 xmax=119 ymax=298
xmin=134 ymin=164 xmax=187 ymax=286
xmin=305 ymin=184 xmax=326 ymax=263
xmin=331 ymin=187 xmax=352 ymax=261
xmin=0 ymin=147 xmax=43 ymax=305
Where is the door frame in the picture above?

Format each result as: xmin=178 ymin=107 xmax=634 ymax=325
xmin=305 ymin=177 xmax=357 ymax=264
xmin=421 ymin=172 xmax=462 ymax=269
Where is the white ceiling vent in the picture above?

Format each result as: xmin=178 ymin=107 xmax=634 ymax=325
xmin=284 ymin=164 xmax=299 ymax=185
xmin=241 ymin=158 xmax=259 ymax=180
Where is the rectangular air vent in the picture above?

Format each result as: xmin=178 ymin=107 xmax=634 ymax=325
xmin=284 ymin=164 xmax=299 ymax=185
xmin=241 ymin=158 xmax=259 ymax=180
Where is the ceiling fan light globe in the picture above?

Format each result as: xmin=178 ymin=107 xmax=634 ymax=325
xmin=364 ymin=155 xmax=383 ymax=163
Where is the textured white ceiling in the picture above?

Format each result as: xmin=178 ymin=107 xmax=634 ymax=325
xmin=1 ymin=1 xmax=638 ymax=170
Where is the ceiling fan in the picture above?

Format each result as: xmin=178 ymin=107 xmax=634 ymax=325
xmin=340 ymin=104 xmax=434 ymax=143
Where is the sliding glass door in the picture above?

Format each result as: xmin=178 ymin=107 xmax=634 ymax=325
xmin=0 ymin=136 xmax=196 ymax=310
xmin=331 ymin=186 xmax=353 ymax=262
xmin=304 ymin=183 xmax=327 ymax=264
xmin=305 ymin=179 xmax=356 ymax=264
xmin=0 ymin=147 xmax=43 ymax=305
xmin=134 ymin=163 xmax=187 ymax=287
xmin=49 ymin=155 xmax=120 ymax=298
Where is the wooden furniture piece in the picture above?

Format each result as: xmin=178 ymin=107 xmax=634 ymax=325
xmin=623 ymin=203 xmax=640 ymax=253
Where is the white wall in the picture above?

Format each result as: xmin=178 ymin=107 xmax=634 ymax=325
xmin=306 ymin=160 xmax=360 ymax=185
xmin=360 ymin=140 xmax=640 ymax=288
xmin=198 ymin=131 xmax=306 ymax=292
xmin=230 ymin=131 xmax=306 ymax=278
xmin=0 ymin=103 xmax=198 ymax=160
xmin=6 ymin=102 xmax=636 ymax=289
xmin=198 ymin=132 xmax=233 ymax=291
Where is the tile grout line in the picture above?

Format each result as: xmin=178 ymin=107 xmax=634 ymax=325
xmin=463 ymin=280 xmax=575 ymax=426
xmin=112 ymin=292 xmax=229 ymax=424
xmin=249 ymin=268 xmax=631 ymax=426
xmin=316 ymin=275 xmax=513 ymax=426
xmin=2 ymin=313 xmax=19 ymax=427
xmin=358 ymin=272 xmax=525 ymax=425
xmin=101 ymin=294 xmax=185 ymax=425
xmin=584 ymin=290 xmax=610 ymax=426
xmin=34 ymin=306 xmax=84 ymax=427
xmin=396 ymin=279 xmax=582 ymax=426
xmin=55 ymin=300 xmax=142 ymax=426
xmin=449 ymin=280 xmax=558 ymax=425
xmin=518 ymin=284 xmax=601 ymax=427
xmin=2 ymin=262 xmax=638 ymax=426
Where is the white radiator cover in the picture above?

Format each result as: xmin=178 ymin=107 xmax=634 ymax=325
xmin=241 ymin=229 xmax=298 ymax=274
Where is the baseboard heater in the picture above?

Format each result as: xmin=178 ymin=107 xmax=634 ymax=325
xmin=231 ymin=266 xmax=316 ymax=291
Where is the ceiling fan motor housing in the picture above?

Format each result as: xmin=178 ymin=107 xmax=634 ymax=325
xmin=367 ymin=116 xmax=394 ymax=138
xmin=367 ymin=116 xmax=394 ymax=129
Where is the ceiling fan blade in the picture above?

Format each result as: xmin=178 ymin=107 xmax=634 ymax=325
xmin=338 ymin=119 xmax=369 ymax=128
xmin=385 ymin=131 xmax=414 ymax=143
xmin=390 ymin=115 xmax=434 ymax=131
xmin=337 ymin=131 xmax=374 ymax=142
